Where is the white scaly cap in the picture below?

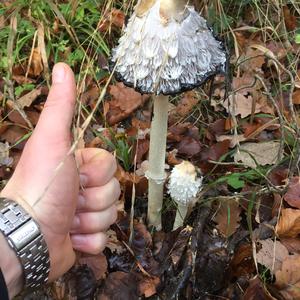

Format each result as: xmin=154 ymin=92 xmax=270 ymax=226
xmin=111 ymin=0 xmax=227 ymax=95
xmin=168 ymin=160 xmax=203 ymax=205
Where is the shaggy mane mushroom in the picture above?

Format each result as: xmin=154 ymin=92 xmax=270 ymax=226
xmin=111 ymin=0 xmax=227 ymax=229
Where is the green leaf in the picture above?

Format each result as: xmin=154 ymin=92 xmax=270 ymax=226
xmin=227 ymin=174 xmax=245 ymax=189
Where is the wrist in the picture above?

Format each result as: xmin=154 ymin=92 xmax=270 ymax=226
xmin=0 ymin=234 xmax=23 ymax=298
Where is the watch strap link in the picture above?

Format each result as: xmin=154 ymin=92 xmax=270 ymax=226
xmin=0 ymin=198 xmax=50 ymax=288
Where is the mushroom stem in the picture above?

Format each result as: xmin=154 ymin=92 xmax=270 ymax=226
xmin=173 ymin=203 xmax=189 ymax=230
xmin=147 ymin=94 xmax=169 ymax=230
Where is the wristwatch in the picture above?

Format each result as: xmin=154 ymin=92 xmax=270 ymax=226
xmin=0 ymin=198 xmax=50 ymax=289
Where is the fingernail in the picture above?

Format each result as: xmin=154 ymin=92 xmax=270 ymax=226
xmin=71 ymin=216 xmax=81 ymax=230
xmin=80 ymin=174 xmax=88 ymax=186
xmin=78 ymin=194 xmax=85 ymax=209
xmin=52 ymin=63 xmax=66 ymax=83
xmin=71 ymin=234 xmax=85 ymax=246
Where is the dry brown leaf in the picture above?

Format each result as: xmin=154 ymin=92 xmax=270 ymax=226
xmin=256 ymin=239 xmax=289 ymax=274
xmin=16 ymin=86 xmax=46 ymax=109
xmin=281 ymin=238 xmax=300 ymax=255
xmin=276 ymin=208 xmax=300 ymax=238
xmin=0 ymin=142 xmax=13 ymax=167
xmin=99 ymin=9 xmax=125 ymax=32
xmin=1 ymin=126 xmax=28 ymax=145
xmin=216 ymin=134 xmax=246 ymax=148
xmin=169 ymin=91 xmax=199 ymax=123
xmin=293 ymin=90 xmax=300 ymax=105
xmin=37 ymin=22 xmax=50 ymax=82
xmin=240 ymin=47 xmax=265 ymax=74
xmin=107 ymin=83 xmax=149 ymax=125
xmin=284 ymin=177 xmax=300 ymax=209
xmin=275 ymin=255 xmax=300 ymax=299
xmin=214 ymin=199 xmax=241 ymax=237
xmin=106 ymin=229 xmax=126 ymax=255
xmin=28 ymin=48 xmax=43 ymax=77
xmin=283 ymin=6 xmax=297 ymax=31
xmin=234 ymin=141 xmax=282 ymax=168
xmin=222 ymin=93 xmax=263 ymax=118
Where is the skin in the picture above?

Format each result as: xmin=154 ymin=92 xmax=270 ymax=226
xmin=0 ymin=63 xmax=120 ymax=298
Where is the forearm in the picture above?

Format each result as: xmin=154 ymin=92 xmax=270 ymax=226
xmin=0 ymin=234 xmax=23 ymax=299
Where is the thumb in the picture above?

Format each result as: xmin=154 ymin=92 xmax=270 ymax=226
xmin=33 ymin=63 xmax=76 ymax=143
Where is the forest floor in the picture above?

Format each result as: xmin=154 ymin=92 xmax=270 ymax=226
xmin=1 ymin=0 xmax=300 ymax=299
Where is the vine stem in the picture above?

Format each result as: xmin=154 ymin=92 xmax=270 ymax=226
xmin=147 ymin=95 xmax=169 ymax=230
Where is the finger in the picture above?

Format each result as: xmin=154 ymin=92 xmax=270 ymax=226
xmin=76 ymin=148 xmax=117 ymax=188
xmin=71 ymin=232 xmax=108 ymax=254
xmin=77 ymin=178 xmax=120 ymax=212
xmin=33 ymin=63 xmax=76 ymax=144
xmin=71 ymin=205 xmax=117 ymax=234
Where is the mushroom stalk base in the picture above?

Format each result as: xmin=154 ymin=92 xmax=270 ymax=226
xmin=173 ymin=203 xmax=189 ymax=230
xmin=147 ymin=94 xmax=169 ymax=230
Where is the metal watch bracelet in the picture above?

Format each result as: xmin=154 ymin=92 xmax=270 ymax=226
xmin=0 ymin=197 xmax=50 ymax=289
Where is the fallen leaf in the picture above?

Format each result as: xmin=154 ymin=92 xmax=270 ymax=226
xmin=222 ymin=93 xmax=262 ymax=118
xmin=244 ymin=277 xmax=275 ymax=300
xmin=99 ymin=9 xmax=125 ymax=32
xmin=256 ymin=239 xmax=289 ymax=274
xmin=0 ymin=142 xmax=13 ymax=167
xmin=281 ymin=238 xmax=300 ymax=255
xmin=28 ymin=48 xmax=43 ymax=77
xmin=1 ymin=126 xmax=28 ymax=146
xmin=275 ymin=255 xmax=300 ymax=300
xmin=230 ymin=243 xmax=255 ymax=278
xmin=284 ymin=177 xmax=300 ymax=209
xmin=293 ymin=90 xmax=300 ymax=105
xmin=79 ymin=253 xmax=107 ymax=280
xmin=234 ymin=141 xmax=282 ymax=168
xmin=169 ymin=91 xmax=199 ymax=123
xmin=216 ymin=134 xmax=246 ymax=148
xmin=107 ymin=83 xmax=149 ymax=125
xmin=106 ymin=229 xmax=126 ymax=255
xmin=98 ymin=272 xmax=139 ymax=300
xmin=214 ymin=199 xmax=241 ymax=237
xmin=138 ymin=275 xmax=160 ymax=298
xmin=177 ymin=137 xmax=202 ymax=157
xmin=276 ymin=208 xmax=300 ymax=238
xmin=283 ymin=6 xmax=297 ymax=31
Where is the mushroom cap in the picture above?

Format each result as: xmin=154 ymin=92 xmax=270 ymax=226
xmin=111 ymin=0 xmax=227 ymax=95
xmin=168 ymin=161 xmax=203 ymax=205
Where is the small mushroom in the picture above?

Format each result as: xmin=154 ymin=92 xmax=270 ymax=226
xmin=111 ymin=0 xmax=226 ymax=229
xmin=168 ymin=161 xmax=203 ymax=229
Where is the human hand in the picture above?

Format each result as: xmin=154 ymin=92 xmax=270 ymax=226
xmin=0 ymin=63 xmax=120 ymax=296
